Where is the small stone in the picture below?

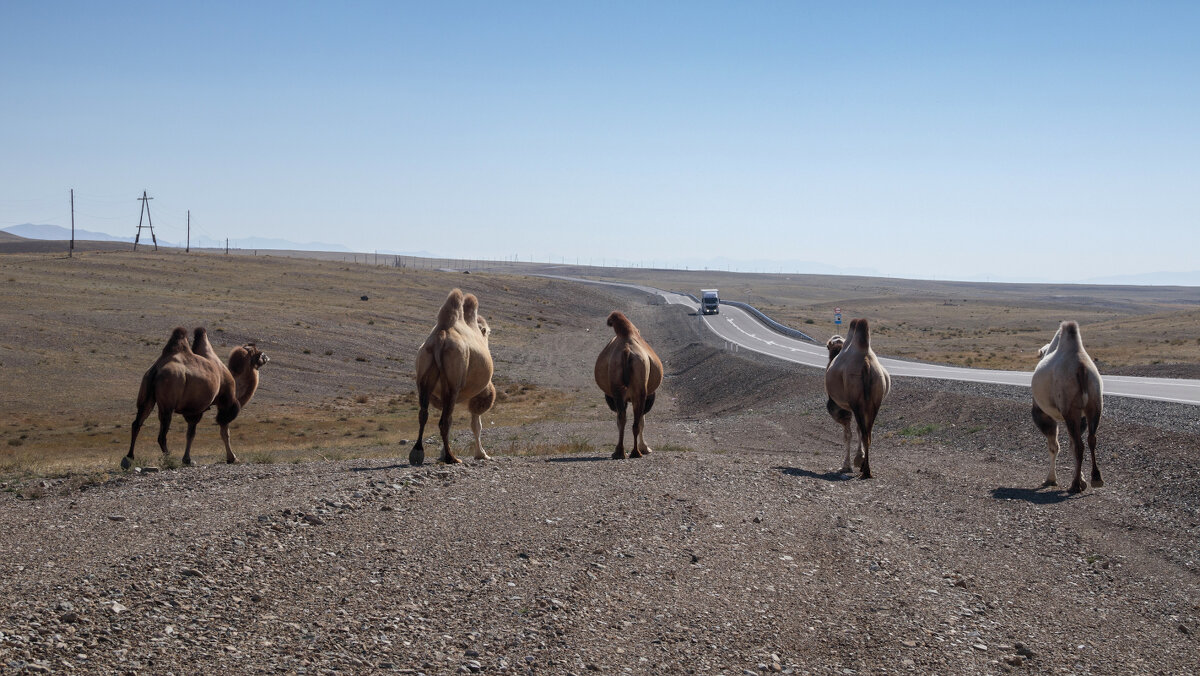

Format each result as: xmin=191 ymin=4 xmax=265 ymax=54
xmin=1004 ymin=655 xmax=1024 ymax=667
xmin=56 ymin=601 xmax=75 ymax=612
xmin=250 ymin=594 xmax=264 ymax=603
xmin=181 ymin=568 xmax=204 ymax=578
xmin=381 ymin=505 xmax=395 ymax=512
xmin=303 ymin=514 xmax=326 ymax=526
xmin=901 ymin=640 xmax=918 ymax=648
xmin=107 ymin=515 xmax=127 ymax=522
xmin=59 ymin=612 xmax=81 ymax=624
xmin=1014 ymin=642 xmax=1035 ymax=658
xmin=972 ymin=643 xmax=987 ymax=651
xmin=110 ymin=602 xmax=128 ymax=614
xmin=140 ymin=466 xmax=160 ymax=473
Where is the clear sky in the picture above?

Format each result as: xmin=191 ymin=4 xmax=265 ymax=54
xmin=2 ymin=1 xmax=1198 ymax=282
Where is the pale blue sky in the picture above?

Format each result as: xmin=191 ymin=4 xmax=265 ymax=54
xmin=2 ymin=1 xmax=1197 ymax=282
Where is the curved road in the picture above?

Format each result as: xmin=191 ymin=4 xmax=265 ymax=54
xmin=548 ymin=274 xmax=1200 ymax=406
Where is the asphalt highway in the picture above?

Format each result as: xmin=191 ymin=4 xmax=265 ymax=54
xmin=545 ymin=274 xmax=1200 ymax=407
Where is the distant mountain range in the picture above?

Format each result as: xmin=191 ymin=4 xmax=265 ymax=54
xmin=1 ymin=223 xmax=350 ymax=253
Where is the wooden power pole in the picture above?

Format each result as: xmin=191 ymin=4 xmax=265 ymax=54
xmin=186 ymin=210 xmax=190 ymax=253
xmin=133 ymin=190 xmax=157 ymax=251
xmin=69 ymin=188 xmax=74 ymax=258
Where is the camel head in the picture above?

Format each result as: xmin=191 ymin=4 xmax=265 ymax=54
xmin=607 ymin=311 xmax=635 ymax=338
xmin=1038 ymin=324 xmax=1065 ymax=358
xmin=825 ymin=335 xmax=845 ymax=364
xmin=476 ymin=316 xmax=490 ymax=343
xmin=229 ymin=343 xmax=269 ymax=375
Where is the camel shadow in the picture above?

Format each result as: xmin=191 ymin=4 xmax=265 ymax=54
xmin=544 ymin=455 xmax=609 ymax=463
xmin=349 ymin=463 xmax=409 ymax=473
xmin=990 ymin=486 xmax=1078 ymax=504
xmin=776 ymin=466 xmax=855 ymax=482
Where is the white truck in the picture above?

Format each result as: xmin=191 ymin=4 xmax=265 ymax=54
xmin=700 ymin=289 xmax=720 ymax=315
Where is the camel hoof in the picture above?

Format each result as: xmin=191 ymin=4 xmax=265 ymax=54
xmin=409 ymin=447 xmax=425 ymax=466
xmin=183 ymin=457 xmax=194 ymax=467
xmin=837 ymin=466 xmax=853 ymax=475
xmin=641 ymin=446 xmax=652 ymax=455
xmin=441 ymin=455 xmax=463 ymax=465
xmin=859 ymin=470 xmax=873 ymax=480
xmin=1091 ymin=477 xmax=1104 ymax=488
xmin=120 ymin=456 xmax=133 ymax=470
xmin=474 ymin=452 xmax=491 ymax=461
xmin=611 ymin=449 xmax=626 ymax=460
xmin=226 ymin=457 xmax=237 ymax=465
xmin=1069 ymin=479 xmax=1087 ymax=494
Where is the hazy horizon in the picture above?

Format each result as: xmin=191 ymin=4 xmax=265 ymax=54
xmin=3 ymin=2 xmax=1198 ymax=284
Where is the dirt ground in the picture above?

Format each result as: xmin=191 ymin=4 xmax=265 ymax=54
xmin=1 ymin=249 xmax=1198 ymax=674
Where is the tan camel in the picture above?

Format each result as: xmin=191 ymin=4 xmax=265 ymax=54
xmin=411 ymin=289 xmax=496 ymax=465
xmin=1031 ymin=321 xmax=1104 ymax=493
xmin=824 ymin=318 xmax=891 ymax=478
xmin=594 ymin=311 xmax=663 ymax=459
xmin=123 ymin=328 xmax=267 ymax=469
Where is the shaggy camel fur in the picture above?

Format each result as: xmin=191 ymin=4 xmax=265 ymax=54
xmin=411 ymin=289 xmax=496 ymax=465
xmin=824 ymin=318 xmax=891 ymax=479
xmin=594 ymin=311 xmax=663 ymax=459
xmin=1031 ymin=321 xmax=1104 ymax=493
xmin=123 ymin=328 xmax=267 ymax=469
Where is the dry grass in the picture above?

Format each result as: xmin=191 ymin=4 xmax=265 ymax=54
xmin=0 ymin=250 xmax=596 ymax=478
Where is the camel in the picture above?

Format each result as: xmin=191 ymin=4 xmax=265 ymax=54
xmin=1031 ymin=321 xmax=1104 ymax=493
xmin=123 ymin=328 xmax=268 ymax=469
xmin=411 ymin=289 xmax=496 ymax=465
xmin=824 ymin=318 xmax=891 ymax=479
xmin=594 ymin=311 xmax=663 ymax=459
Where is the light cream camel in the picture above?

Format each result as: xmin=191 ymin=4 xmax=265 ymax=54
xmin=594 ymin=311 xmax=663 ymax=459
xmin=1031 ymin=321 xmax=1104 ymax=493
xmin=824 ymin=318 xmax=891 ymax=478
xmin=411 ymin=289 xmax=496 ymax=465
xmin=123 ymin=328 xmax=267 ymax=469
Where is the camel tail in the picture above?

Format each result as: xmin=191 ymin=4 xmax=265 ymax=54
xmin=437 ymin=289 xmax=465 ymax=330
xmin=607 ymin=311 xmax=635 ymax=338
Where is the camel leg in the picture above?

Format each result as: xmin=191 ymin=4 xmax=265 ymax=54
xmin=468 ymin=383 xmax=495 ymax=460
xmin=156 ymin=407 xmax=173 ymax=459
xmin=1063 ymin=411 xmax=1087 ymax=493
xmin=438 ymin=389 xmax=462 ymax=464
xmin=411 ymin=389 xmax=430 ymax=466
xmin=1031 ymin=404 xmax=1059 ymax=487
xmin=630 ymin=393 xmax=648 ymax=459
xmin=852 ymin=404 xmax=874 ymax=480
xmin=1086 ymin=413 xmax=1103 ymax=487
xmin=182 ymin=413 xmax=202 ymax=467
xmin=611 ymin=394 xmax=627 ymax=460
xmin=216 ymin=403 xmax=240 ymax=465
xmin=123 ymin=399 xmax=156 ymax=470
xmin=828 ymin=399 xmax=855 ymax=474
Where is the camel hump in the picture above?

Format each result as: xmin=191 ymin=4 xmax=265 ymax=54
xmin=191 ymin=327 xmax=217 ymax=358
xmin=851 ymin=318 xmax=871 ymax=350
xmin=437 ymin=288 xmax=465 ymax=330
xmin=162 ymin=327 xmax=190 ymax=356
xmin=607 ymin=311 xmax=635 ymax=338
xmin=462 ymin=293 xmax=479 ymax=321
xmin=1058 ymin=321 xmax=1085 ymax=353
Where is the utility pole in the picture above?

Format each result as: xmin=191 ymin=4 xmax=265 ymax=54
xmin=225 ymin=238 xmax=229 ymax=255
xmin=69 ymin=188 xmax=74 ymax=258
xmin=133 ymin=191 xmax=157 ymax=251
xmin=186 ymin=210 xmax=190 ymax=253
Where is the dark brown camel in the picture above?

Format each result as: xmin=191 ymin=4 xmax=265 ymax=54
xmin=594 ymin=311 xmax=663 ymax=459
xmin=122 ymin=328 xmax=267 ymax=469
xmin=411 ymin=289 xmax=496 ymax=465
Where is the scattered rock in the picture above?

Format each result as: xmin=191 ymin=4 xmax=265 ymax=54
xmin=107 ymin=515 xmax=127 ymax=522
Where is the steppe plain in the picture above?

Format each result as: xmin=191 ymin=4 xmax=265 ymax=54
xmin=1 ymin=243 xmax=1198 ymax=675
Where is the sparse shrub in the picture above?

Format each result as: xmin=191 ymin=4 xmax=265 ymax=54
xmin=355 ymin=356 xmax=368 ymax=362
xmin=355 ymin=394 xmax=369 ymax=404
xmin=303 ymin=348 xmax=312 ymax=354
xmin=899 ymin=423 xmax=939 ymax=437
